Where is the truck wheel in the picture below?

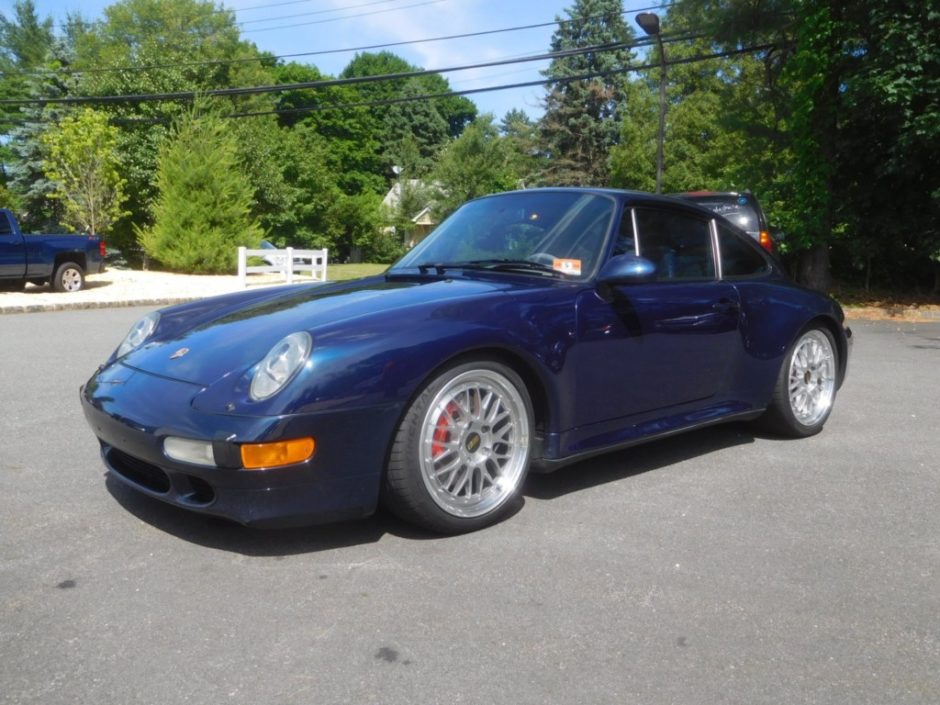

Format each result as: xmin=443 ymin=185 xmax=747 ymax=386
xmin=53 ymin=262 xmax=84 ymax=292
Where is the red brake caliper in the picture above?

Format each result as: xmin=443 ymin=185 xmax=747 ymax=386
xmin=431 ymin=402 xmax=459 ymax=458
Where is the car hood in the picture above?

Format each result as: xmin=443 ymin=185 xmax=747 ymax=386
xmin=119 ymin=275 xmax=544 ymax=385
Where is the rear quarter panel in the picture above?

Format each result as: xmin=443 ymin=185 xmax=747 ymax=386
xmin=731 ymin=279 xmax=848 ymax=404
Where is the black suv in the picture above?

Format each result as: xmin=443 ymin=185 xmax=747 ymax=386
xmin=674 ymin=191 xmax=775 ymax=253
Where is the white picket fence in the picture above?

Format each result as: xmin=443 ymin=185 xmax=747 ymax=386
xmin=237 ymin=246 xmax=328 ymax=288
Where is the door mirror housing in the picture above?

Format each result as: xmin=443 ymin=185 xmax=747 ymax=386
xmin=597 ymin=254 xmax=656 ymax=286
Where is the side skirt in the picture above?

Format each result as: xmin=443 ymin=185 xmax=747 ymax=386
xmin=529 ymin=409 xmax=765 ymax=474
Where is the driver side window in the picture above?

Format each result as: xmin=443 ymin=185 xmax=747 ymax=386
xmin=634 ymin=207 xmax=715 ymax=281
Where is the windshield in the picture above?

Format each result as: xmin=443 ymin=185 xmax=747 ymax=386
xmin=391 ymin=191 xmax=616 ymax=279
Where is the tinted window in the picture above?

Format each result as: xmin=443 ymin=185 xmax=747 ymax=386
xmin=634 ymin=207 xmax=715 ymax=281
xmin=0 ymin=212 xmax=12 ymax=236
xmin=718 ymin=223 xmax=769 ymax=278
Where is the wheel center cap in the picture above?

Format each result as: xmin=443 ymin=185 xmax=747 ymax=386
xmin=465 ymin=432 xmax=482 ymax=453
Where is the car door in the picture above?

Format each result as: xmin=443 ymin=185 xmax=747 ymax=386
xmin=573 ymin=203 xmax=742 ymax=426
xmin=0 ymin=211 xmax=26 ymax=278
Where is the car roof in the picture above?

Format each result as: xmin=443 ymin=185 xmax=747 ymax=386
xmin=486 ymin=187 xmax=721 ymax=215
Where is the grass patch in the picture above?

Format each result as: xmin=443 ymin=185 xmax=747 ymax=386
xmin=327 ymin=263 xmax=388 ymax=281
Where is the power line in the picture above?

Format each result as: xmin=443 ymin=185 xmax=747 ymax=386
xmin=2 ymin=34 xmax=705 ymax=107
xmin=0 ymin=42 xmax=776 ymax=128
xmin=12 ymin=3 xmax=671 ymax=79
xmin=235 ymin=0 xmax=415 ymax=26
xmin=137 ymin=44 xmax=782 ymax=124
xmin=239 ymin=0 xmax=447 ymax=33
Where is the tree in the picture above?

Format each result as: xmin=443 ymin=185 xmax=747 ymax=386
xmin=0 ymin=0 xmax=55 ymax=203
xmin=4 ymin=39 xmax=77 ymax=231
xmin=70 ymin=0 xmax=275 ymax=251
xmin=432 ymin=115 xmax=518 ymax=217
xmin=539 ymin=0 xmax=636 ymax=185
xmin=40 ymin=107 xmax=127 ymax=236
xmin=139 ymin=108 xmax=262 ymax=273
xmin=500 ymin=109 xmax=543 ymax=186
xmin=273 ymin=62 xmax=385 ymax=196
xmin=382 ymin=79 xmax=450 ymax=175
xmin=341 ymin=51 xmax=476 ymax=139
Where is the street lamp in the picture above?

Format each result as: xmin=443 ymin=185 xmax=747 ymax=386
xmin=636 ymin=12 xmax=666 ymax=194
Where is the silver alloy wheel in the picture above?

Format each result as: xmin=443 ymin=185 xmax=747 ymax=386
xmin=788 ymin=330 xmax=836 ymax=426
xmin=60 ymin=267 xmax=82 ymax=292
xmin=418 ymin=369 xmax=530 ymax=518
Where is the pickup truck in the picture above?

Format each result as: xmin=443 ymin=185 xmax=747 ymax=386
xmin=0 ymin=208 xmax=105 ymax=292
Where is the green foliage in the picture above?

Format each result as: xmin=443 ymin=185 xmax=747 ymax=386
xmin=341 ymin=51 xmax=476 ymax=139
xmin=432 ymin=115 xmax=519 ymax=217
xmin=139 ymin=108 xmax=262 ymax=273
xmin=539 ymin=0 xmax=636 ymax=185
xmin=40 ymin=107 xmax=128 ymax=235
xmin=0 ymin=1 xmax=57 ymax=221
xmin=70 ymin=0 xmax=275 ymax=250
xmin=500 ymin=109 xmax=544 ymax=186
xmin=273 ymin=62 xmax=384 ymax=195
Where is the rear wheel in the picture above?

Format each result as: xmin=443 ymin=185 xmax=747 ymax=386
xmin=761 ymin=327 xmax=838 ymax=437
xmin=52 ymin=261 xmax=84 ymax=293
xmin=384 ymin=360 xmax=533 ymax=534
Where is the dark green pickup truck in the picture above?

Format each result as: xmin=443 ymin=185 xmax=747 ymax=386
xmin=0 ymin=208 xmax=105 ymax=292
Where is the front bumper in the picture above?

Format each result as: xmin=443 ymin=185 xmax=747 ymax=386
xmin=81 ymin=364 xmax=400 ymax=528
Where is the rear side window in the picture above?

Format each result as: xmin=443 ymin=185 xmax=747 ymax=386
xmin=0 ymin=212 xmax=12 ymax=236
xmin=718 ymin=223 xmax=769 ymax=278
xmin=634 ymin=207 xmax=715 ymax=281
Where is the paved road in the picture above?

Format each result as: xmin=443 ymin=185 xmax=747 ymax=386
xmin=1 ymin=309 xmax=938 ymax=705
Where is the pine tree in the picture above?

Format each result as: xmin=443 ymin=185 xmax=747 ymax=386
xmin=6 ymin=39 xmax=76 ymax=231
xmin=539 ymin=0 xmax=636 ymax=186
xmin=139 ymin=109 xmax=262 ymax=273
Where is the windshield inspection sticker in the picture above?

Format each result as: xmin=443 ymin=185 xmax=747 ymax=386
xmin=553 ymin=258 xmax=582 ymax=276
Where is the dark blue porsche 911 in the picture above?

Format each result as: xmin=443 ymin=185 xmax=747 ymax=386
xmin=81 ymin=189 xmax=851 ymax=534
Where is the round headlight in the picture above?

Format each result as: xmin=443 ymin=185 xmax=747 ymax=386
xmin=117 ymin=312 xmax=160 ymax=357
xmin=250 ymin=332 xmax=312 ymax=401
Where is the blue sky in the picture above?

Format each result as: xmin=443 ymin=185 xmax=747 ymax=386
xmin=13 ymin=0 xmax=657 ymax=119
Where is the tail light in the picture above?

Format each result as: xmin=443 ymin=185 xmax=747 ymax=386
xmin=758 ymin=230 xmax=774 ymax=252
xmin=99 ymin=240 xmax=107 ymax=257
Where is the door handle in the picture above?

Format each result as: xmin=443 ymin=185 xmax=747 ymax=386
xmin=712 ymin=298 xmax=739 ymax=314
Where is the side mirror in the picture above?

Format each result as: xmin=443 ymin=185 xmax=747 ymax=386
xmin=597 ymin=254 xmax=656 ymax=286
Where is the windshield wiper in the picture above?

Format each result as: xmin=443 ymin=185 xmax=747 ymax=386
xmin=415 ymin=259 xmax=565 ymax=277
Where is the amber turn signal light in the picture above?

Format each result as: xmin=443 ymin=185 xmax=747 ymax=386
xmin=240 ymin=437 xmax=315 ymax=469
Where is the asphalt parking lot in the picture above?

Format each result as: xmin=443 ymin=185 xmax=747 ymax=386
xmin=1 ymin=308 xmax=938 ymax=705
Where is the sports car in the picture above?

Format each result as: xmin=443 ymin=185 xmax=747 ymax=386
xmin=81 ymin=189 xmax=851 ymax=534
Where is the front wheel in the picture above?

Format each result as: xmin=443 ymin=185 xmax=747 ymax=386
xmin=52 ymin=262 xmax=85 ymax=293
xmin=384 ymin=360 xmax=534 ymax=534
xmin=760 ymin=327 xmax=838 ymax=437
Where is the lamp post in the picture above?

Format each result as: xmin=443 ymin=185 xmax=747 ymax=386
xmin=636 ymin=12 xmax=666 ymax=194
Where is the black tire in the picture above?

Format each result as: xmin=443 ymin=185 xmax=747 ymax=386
xmin=52 ymin=261 xmax=84 ymax=293
xmin=760 ymin=326 xmax=839 ymax=437
xmin=383 ymin=360 xmax=534 ymax=534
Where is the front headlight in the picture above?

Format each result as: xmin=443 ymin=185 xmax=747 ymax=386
xmin=117 ymin=311 xmax=160 ymax=357
xmin=250 ymin=332 xmax=312 ymax=401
